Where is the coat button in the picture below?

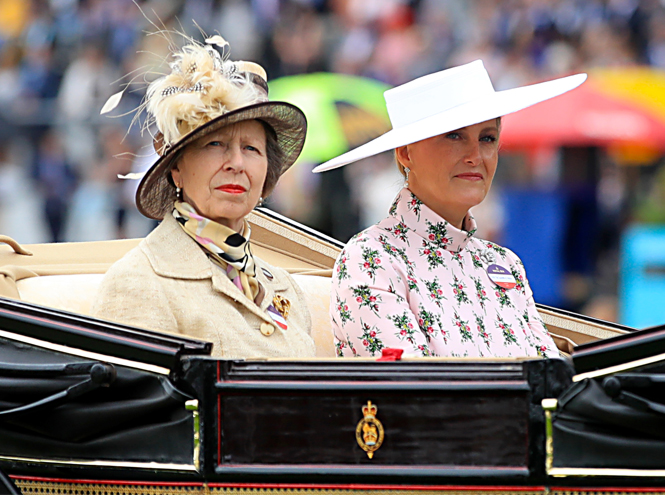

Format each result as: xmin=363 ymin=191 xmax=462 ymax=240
xmin=260 ymin=322 xmax=275 ymax=336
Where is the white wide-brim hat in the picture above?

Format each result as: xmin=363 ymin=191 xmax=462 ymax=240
xmin=312 ymin=60 xmax=587 ymax=173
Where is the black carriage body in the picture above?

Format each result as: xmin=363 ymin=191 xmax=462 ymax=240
xmin=2 ymin=297 xmax=665 ymax=494
xmin=182 ymin=357 xmax=571 ymax=483
xmin=548 ymin=324 xmax=665 ymax=475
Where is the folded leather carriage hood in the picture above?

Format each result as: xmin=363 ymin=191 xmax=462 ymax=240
xmin=0 ymin=336 xmax=194 ymax=465
xmin=552 ymin=374 xmax=665 ymax=469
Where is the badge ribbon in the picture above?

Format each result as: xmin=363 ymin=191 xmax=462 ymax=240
xmin=266 ymin=295 xmax=290 ymax=330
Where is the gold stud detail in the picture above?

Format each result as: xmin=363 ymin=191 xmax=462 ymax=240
xmin=260 ymin=322 xmax=275 ymax=336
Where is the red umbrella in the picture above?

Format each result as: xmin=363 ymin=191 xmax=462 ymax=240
xmin=500 ymin=69 xmax=665 ymax=152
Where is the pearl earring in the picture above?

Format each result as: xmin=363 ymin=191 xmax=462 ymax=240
xmin=258 ymin=196 xmax=264 ymax=207
xmin=176 ymin=186 xmax=182 ymax=200
xmin=404 ymin=167 xmax=411 ymax=189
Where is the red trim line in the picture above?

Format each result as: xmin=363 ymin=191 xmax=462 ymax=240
xmin=207 ymin=483 xmax=545 ymax=491
xmin=217 ymin=392 xmax=221 ymax=464
xmin=552 ymin=489 xmax=665 ymax=493
xmin=12 ymin=476 xmax=665 ymax=492
xmin=10 ymin=477 xmax=545 ymax=491
xmin=217 ymin=359 xmax=221 ymax=465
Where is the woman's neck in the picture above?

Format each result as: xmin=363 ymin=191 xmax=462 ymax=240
xmin=407 ymin=188 xmax=467 ymax=230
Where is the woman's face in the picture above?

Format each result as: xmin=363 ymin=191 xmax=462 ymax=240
xmin=396 ymin=119 xmax=500 ymax=228
xmin=171 ymin=120 xmax=268 ymax=232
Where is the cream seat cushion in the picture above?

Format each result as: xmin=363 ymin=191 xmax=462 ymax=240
xmin=17 ymin=274 xmax=105 ymax=316
xmin=16 ymin=273 xmax=336 ymax=357
xmin=292 ymin=274 xmax=334 ymax=357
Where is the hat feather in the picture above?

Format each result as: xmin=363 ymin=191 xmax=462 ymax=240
xmin=144 ymin=42 xmax=261 ymax=146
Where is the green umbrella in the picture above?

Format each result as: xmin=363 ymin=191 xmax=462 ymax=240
xmin=269 ymin=73 xmax=392 ymax=164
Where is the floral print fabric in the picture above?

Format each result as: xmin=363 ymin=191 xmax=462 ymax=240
xmin=331 ymin=188 xmax=558 ymax=359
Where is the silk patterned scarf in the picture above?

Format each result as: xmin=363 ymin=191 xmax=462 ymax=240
xmin=173 ymin=201 xmax=259 ymax=302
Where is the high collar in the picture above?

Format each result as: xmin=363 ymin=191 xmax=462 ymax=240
xmin=390 ymin=188 xmax=477 ymax=253
xmin=141 ymin=214 xmax=288 ymax=325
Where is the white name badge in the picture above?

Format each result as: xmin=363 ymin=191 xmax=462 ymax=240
xmin=486 ymin=264 xmax=516 ymax=290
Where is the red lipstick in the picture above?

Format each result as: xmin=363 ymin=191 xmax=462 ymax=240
xmin=455 ymin=173 xmax=483 ymax=181
xmin=217 ymin=184 xmax=246 ymax=194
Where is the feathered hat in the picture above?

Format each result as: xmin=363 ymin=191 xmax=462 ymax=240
xmin=103 ymin=35 xmax=306 ymax=220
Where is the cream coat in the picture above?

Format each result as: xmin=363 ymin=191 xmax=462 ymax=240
xmin=92 ymin=215 xmax=315 ymax=359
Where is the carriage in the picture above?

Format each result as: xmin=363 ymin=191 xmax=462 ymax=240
xmin=0 ymin=208 xmax=663 ymax=495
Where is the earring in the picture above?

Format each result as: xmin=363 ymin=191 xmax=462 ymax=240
xmin=176 ymin=186 xmax=182 ymax=200
xmin=258 ymin=196 xmax=264 ymax=207
xmin=404 ymin=167 xmax=410 ymax=189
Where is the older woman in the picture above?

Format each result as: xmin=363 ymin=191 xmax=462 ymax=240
xmin=314 ymin=60 xmax=586 ymax=358
xmin=92 ymin=37 xmax=315 ymax=359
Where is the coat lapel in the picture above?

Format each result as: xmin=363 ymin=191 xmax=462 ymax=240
xmin=142 ymin=214 xmax=212 ymax=280
xmin=255 ymin=259 xmax=289 ymax=312
xmin=142 ymin=215 xmax=289 ymax=326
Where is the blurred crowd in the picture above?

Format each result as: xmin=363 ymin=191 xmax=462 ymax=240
xmin=0 ymin=0 xmax=664 ymax=319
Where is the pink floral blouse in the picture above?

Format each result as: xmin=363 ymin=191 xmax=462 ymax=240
xmin=331 ymin=188 xmax=559 ymax=358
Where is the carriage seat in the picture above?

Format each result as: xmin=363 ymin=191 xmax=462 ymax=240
xmin=8 ymin=267 xmax=627 ymax=357
xmin=1 ymin=189 xmax=635 ymax=357
xmin=13 ymin=272 xmax=337 ymax=357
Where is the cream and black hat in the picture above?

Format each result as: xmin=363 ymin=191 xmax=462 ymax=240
xmin=103 ymin=36 xmax=306 ymax=220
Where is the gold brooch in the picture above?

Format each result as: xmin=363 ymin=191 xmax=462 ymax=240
xmin=356 ymin=400 xmax=384 ymax=459
xmin=272 ymin=295 xmax=290 ymax=319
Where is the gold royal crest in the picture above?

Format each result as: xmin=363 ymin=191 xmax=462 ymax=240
xmin=356 ymin=400 xmax=384 ymax=459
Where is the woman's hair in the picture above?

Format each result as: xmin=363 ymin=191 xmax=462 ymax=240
xmin=260 ymin=120 xmax=284 ymax=198
xmin=169 ymin=119 xmax=283 ymax=199
xmin=395 ymin=117 xmax=502 ymax=178
xmin=395 ymin=150 xmax=407 ymax=179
